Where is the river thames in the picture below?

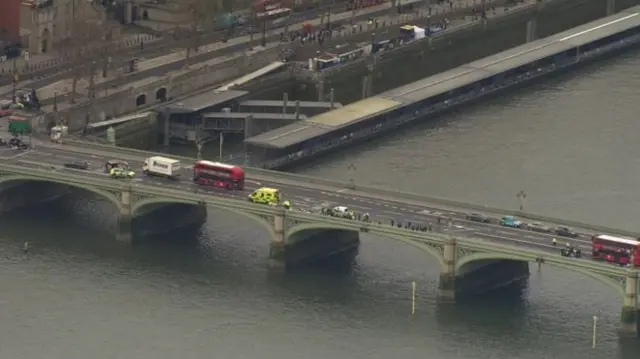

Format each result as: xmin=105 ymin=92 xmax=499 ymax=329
xmin=3 ymin=52 xmax=640 ymax=358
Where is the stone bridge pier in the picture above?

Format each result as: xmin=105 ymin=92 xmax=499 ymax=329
xmin=438 ymin=237 xmax=639 ymax=338
xmin=267 ymin=211 xmax=361 ymax=271
xmin=621 ymin=271 xmax=639 ymax=338
xmin=437 ymin=237 xmax=530 ymax=302
xmin=115 ymin=189 xmax=207 ymax=242
xmin=117 ymin=190 xmax=133 ymax=242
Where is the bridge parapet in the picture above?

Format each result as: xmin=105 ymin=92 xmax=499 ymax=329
xmin=59 ymin=140 xmax=640 ymax=238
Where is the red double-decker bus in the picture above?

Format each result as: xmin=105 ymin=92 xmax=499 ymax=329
xmin=592 ymin=234 xmax=640 ymax=267
xmin=347 ymin=0 xmax=384 ymax=10
xmin=254 ymin=0 xmax=291 ymax=20
xmin=193 ymin=160 xmax=245 ymax=190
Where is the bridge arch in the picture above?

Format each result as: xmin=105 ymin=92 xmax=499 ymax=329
xmin=132 ymin=197 xmax=277 ymax=241
xmin=286 ymin=223 xmax=446 ymax=271
xmin=0 ymin=175 xmax=123 ymax=212
xmin=456 ymin=252 xmax=625 ymax=299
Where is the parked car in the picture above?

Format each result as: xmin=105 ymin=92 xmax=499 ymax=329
xmin=8 ymin=137 xmax=29 ymax=149
xmin=64 ymin=161 xmax=89 ymax=170
xmin=555 ymin=226 xmax=578 ymax=238
xmin=465 ymin=212 xmax=491 ymax=223
xmin=327 ymin=206 xmax=355 ymax=220
xmin=561 ymin=246 xmax=582 ymax=258
xmin=500 ymin=215 xmax=523 ymax=228
xmin=527 ymin=222 xmax=551 ymax=233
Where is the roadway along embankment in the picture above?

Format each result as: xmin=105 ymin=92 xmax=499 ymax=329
xmin=1 ymin=0 xmax=504 ymax=93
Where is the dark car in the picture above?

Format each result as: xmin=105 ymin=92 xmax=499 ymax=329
xmin=8 ymin=137 xmax=29 ymax=149
xmin=555 ymin=226 xmax=578 ymax=238
xmin=465 ymin=212 xmax=491 ymax=223
xmin=64 ymin=161 xmax=89 ymax=170
xmin=527 ymin=222 xmax=551 ymax=233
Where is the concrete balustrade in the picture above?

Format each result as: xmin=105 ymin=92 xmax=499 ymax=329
xmin=61 ymin=139 xmax=640 ymax=238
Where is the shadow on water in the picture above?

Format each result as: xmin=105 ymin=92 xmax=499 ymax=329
xmin=267 ymin=254 xmax=359 ymax=298
xmin=618 ymin=337 xmax=640 ymax=359
xmin=436 ymin=279 xmax=530 ymax=337
xmin=1 ymin=202 xmax=236 ymax=274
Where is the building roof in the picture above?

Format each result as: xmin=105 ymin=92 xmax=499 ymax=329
xmin=87 ymin=112 xmax=153 ymax=130
xmin=306 ymin=97 xmax=399 ymax=127
xmin=244 ymin=98 xmax=399 ymax=149
xmin=167 ymin=90 xmax=248 ymax=114
xmin=203 ymin=112 xmax=308 ymax=121
xmin=238 ymin=100 xmax=343 ymax=109
xmin=244 ymin=122 xmax=332 ymax=149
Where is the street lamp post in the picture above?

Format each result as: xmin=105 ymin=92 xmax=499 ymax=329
xmin=11 ymin=57 xmax=17 ymax=103
xmin=517 ymin=190 xmax=527 ymax=211
xmin=348 ymin=163 xmax=356 ymax=189
xmin=194 ymin=125 xmax=203 ymax=159
xmin=261 ymin=2 xmax=267 ymax=47
xmin=326 ymin=0 xmax=332 ymax=31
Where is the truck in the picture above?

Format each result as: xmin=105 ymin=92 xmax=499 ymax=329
xmin=143 ymin=156 xmax=180 ymax=180
xmin=7 ymin=115 xmax=32 ymax=135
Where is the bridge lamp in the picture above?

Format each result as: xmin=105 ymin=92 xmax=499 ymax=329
xmin=516 ymin=190 xmax=527 ymax=211
xmin=347 ymin=163 xmax=356 ymax=189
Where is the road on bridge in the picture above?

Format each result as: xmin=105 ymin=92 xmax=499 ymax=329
xmin=0 ymin=144 xmax=614 ymax=266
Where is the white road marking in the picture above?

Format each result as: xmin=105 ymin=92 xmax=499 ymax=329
xmin=8 ymin=150 xmax=33 ymax=159
xmin=496 ymin=230 xmax=516 ymax=236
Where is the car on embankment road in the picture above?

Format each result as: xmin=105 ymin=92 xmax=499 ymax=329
xmin=64 ymin=161 xmax=89 ymax=170
xmin=554 ymin=226 xmax=578 ymax=238
xmin=500 ymin=216 xmax=523 ymax=229
xmin=526 ymin=222 xmax=552 ymax=233
xmin=465 ymin=212 xmax=491 ymax=223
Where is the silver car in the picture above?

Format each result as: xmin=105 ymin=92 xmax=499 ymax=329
xmin=527 ymin=222 xmax=551 ymax=233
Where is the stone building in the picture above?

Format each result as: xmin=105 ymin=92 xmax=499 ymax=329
xmin=18 ymin=0 xmax=110 ymax=55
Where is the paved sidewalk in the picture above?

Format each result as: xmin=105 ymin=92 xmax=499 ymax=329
xmin=0 ymin=33 xmax=161 ymax=73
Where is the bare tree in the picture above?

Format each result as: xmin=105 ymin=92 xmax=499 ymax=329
xmin=57 ymin=5 xmax=111 ymax=104
xmin=350 ymin=0 xmax=362 ymax=25
xmin=180 ymin=0 xmax=224 ymax=66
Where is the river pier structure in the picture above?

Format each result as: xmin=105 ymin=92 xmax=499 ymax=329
xmin=244 ymin=5 xmax=640 ymax=169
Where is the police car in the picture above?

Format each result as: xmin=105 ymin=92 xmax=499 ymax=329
xmin=327 ymin=206 xmax=355 ymax=220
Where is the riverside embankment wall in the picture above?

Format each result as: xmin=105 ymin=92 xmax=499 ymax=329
xmin=296 ymin=0 xmax=637 ymax=103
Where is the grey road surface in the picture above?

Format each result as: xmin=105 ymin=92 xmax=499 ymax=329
xmin=0 ymin=145 xmax=606 ymax=263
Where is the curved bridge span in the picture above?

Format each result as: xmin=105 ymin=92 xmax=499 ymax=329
xmin=0 ymin=158 xmax=637 ymax=338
